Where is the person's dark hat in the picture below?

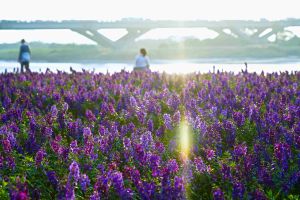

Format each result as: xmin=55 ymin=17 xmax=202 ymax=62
xmin=21 ymin=39 xmax=25 ymax=43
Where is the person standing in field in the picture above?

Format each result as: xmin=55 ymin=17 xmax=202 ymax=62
xmin=134 ymin=48 xmax=150 ymax=71
xmin=18 ymin=39 xmax=31 ymax=73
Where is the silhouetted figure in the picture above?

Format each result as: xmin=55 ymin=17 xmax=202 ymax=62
xmin=134 ymin=48 xmax=150 ymax=71
xmin=244 ymin=62 xmax=248 ymax=72
xmin=18 ymin=39 xmax=31 ymax=73
xmin=70 ymin=67 xmax=76 ymax=74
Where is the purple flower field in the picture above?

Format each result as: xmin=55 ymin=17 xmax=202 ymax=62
xmin=0 ymin=70 xmax=299 ymax=199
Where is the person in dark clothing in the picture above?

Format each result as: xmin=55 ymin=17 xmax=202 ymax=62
xmin=18 ymin=39 xmax=31 ymax=73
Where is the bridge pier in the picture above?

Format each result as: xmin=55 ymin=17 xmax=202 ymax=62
xmin=250 ymin=27 xmax=284 ymax=42
xmin=71 ymin=28 xmax=116 ymax=48
xmin=259 ymin=28 xmax=283 ymax=41
xmin=229 ymin=28 xmax=250 ymax=40
xmin=72 ymin=28 xmax=149 ymax=49
xmin=209 ymin=28 xmax=229 ymax=38
xmin=115 ymin=28 xmax=149 ymax=47
xmin=209 ymin=27 xmax=246 ymax=39
xmin=209 ymin=27 xmax=285 ymax=43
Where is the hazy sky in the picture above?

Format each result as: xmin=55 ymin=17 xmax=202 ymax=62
xmin=1 ymin=0 xmax=300 ymax=21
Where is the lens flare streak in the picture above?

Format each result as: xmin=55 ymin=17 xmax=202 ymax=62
xmin=179 ymin=120 xmax=190 ymax=162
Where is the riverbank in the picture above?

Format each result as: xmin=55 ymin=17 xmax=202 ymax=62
xmin=1 ymin=41 xmax=300 ymax=62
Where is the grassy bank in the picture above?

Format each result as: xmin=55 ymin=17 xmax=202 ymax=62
xmin=1 ymin=39 xmax=300 ymax=62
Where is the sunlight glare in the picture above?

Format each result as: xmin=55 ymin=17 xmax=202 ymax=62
xmin=179 ymin=120 xmax=191 ymax=162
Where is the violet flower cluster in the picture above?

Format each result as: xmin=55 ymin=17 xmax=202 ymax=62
xmin=0 ymin=70 xmax=299 ymax=199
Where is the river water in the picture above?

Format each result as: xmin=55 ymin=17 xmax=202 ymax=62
xmin=0 ymin=59 xmax=299 ymax=74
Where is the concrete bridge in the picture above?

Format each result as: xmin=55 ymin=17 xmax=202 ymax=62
xmin=1 ymin=19 xmax=299 ymax=48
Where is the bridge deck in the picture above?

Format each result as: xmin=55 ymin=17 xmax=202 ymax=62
xmin=1 ymin=19 xmax=299 ymax=48
xmin=1 ymin=19 xmax=300 ymax=29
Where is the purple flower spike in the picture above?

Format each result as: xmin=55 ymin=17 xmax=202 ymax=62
xmin=213 ymin=188 xmax=224 ymax=200
xmin=35 ymin=148 xmax=46 ymax=167
xmin=163 ymin=114 xmax=172 ymax=130
xmin=166 ymin=159 xmax=179 ymax=173
xmin=80 ymin=174 xmax=90 ymax=192
xmin=68 ymin=161 xmax=80 ymax=184
xmin=86 ymin=109 xmax=97 ymax=121
xmin=50 ymin=105 xmax=58 ymax=118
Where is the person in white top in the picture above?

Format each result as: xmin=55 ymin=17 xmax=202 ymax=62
xmin=134 ymin=48 xmax=150 ymax=71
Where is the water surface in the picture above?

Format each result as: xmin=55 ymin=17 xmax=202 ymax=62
xmin=0 ymin=59 xmax=299 ymax=74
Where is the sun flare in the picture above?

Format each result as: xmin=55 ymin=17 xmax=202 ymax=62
xmin=179 ymin=120 xmax=191 ymax=161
